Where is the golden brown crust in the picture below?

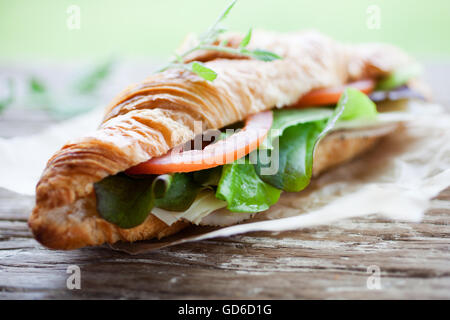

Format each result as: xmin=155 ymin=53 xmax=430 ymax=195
xmin=312 ymin=127 xmax=394 ymax=176
xmin=29 ymin=194 xmax=190 ymax=250
xmin=29 ymin=30 xmax=414 ymax=250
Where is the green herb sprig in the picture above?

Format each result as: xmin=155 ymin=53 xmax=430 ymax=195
xmin=158 ymin=0 xmax=282 ymax=81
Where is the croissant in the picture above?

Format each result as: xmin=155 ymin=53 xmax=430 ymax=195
xmin=29 ymin=30 xmax=414 ymax=250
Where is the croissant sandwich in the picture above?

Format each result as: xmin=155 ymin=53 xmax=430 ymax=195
xmin=29 ymin=29 xmax=427 ymax=250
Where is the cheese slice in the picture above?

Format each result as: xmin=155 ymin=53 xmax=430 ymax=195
xmin=151 ymin=191 xmax=227 ymax=226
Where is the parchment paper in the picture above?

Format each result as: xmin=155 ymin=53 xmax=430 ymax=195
xmin=0 ymin=107 xmax=104 ymax=195
xmin=0 ymin=102 xmax=449 ymax=254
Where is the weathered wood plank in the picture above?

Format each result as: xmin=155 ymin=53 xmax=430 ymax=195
xmin=0 ymin=186 xmax=449 ymax=299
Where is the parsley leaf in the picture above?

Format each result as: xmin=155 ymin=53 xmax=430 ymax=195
xmin=190 ymin=62 xmax=218 ymax=82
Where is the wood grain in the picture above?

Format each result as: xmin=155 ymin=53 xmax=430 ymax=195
xmin=0 ymin=62 xmax=449 ymax=300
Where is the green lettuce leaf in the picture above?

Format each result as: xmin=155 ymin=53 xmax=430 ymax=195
xmin=255 ymin=121 xmax=326 ymax=192
xmin=376 ymin=64 xmax=422 ymax=91
xmin=193 ymin=166 xmax=223 ymax=186
xmin=94 ymin=173 xmax=200 ymax=228
xmin=338 ymin=87 xmax=378 ymax=121
xmin=216 ymin=160 xmax=281 ymax=213
xmin=255 ymin=88 xmax=378 ymax=192
xmin=153 ymin=173 xmax=200 ymax=211
xmin=94 ymin=174 xmax=155 ymax=229
xmin=260 ymin=108 xmax=333 ymax=150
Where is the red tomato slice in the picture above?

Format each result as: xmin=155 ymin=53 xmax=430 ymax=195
xmin=126 ymin=111 xmax=273 ymax=175
xmin=293 ymin=79 xmax=376 ymax=107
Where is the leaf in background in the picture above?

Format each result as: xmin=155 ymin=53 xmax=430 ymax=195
xmin=153 ymin=173 xmax=200 ymax=211
xmin=27 ymin=76 xmax=54 ymax=112
xmin=29 ymin=77 xmax=47 ymax=94
xmin=75 ymin=58 xmax=115 ymax=94
xmin=240 ymin=28 xmax=252 ymax=48
xmin=190 ymin=62 xmax=218 ymax=81
xmin=216 ymin=160 xmax=281 ymax=213
xmin=256 ymin=88 xmax=379 ymax=192
xmin=0 ymin=78 xmax=14 ymax=114
xmin=25 ymin=59 xmax=116 ymax=118
xmin=27 ymin=76 xmax=72 ymax=116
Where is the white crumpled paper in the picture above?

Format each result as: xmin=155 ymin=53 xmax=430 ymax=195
xmin=0 ymin=102 xmax=449 ymax=254
xmin=0 ymin=107 xmax=104 ymax=195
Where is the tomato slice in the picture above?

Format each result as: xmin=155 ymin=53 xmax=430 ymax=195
xmin=126 ymin=111 xmax=273 ymax=175
xmin=293 ymin=79 xmax=376 ymax=107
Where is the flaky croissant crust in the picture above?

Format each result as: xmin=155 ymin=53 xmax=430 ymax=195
xmin=29 ymin=30 xmax=414 ymax=249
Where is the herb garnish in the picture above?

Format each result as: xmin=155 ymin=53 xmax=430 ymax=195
xmin=158 ymin=0 xmax=282 ymax=81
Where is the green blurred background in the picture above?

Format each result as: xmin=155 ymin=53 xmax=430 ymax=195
xmin=1 ymin=0 xmax=450 ymax=61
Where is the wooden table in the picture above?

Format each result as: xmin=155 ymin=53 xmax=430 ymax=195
xmin=0 ymin=62 xmax=449 ymax=300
